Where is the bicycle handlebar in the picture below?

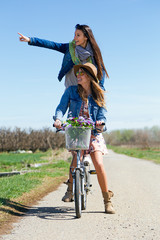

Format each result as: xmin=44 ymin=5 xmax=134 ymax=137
xmin=53 ymin=122 xmax=105 ymax=133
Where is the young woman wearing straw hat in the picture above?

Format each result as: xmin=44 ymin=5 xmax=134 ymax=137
xmin=54 ymin=63 xmax=115 ymax=214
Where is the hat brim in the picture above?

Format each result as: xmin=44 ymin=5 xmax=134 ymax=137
xmin=74 ymin=64 xmax=98 ymax=83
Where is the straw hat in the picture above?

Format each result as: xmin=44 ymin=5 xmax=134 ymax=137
xmin=74 ymin=62 xmax=98 ymax=83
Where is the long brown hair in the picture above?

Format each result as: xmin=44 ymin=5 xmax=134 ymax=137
xmin=75 ymin=24 xmax=109 ymax=80
xmin=78 ymin=70 xmax=106 ymax=108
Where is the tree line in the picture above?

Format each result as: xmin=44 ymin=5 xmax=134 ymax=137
xmin=0 ymin=126 xmax=159 ymax=152
xmin=104 ymin=126 xmax=160 ymax=149
xmin=0 ymin=127 xmax=65 ymax=152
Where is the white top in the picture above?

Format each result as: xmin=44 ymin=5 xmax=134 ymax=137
xmin=64 ymin=68 xmax=77 ymax=89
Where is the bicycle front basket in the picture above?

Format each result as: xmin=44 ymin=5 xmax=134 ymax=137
xmin=65 ymin=127 xmax=91 ymax=150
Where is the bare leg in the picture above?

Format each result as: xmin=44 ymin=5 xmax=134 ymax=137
xmin=91 ymin=151 xmax=115 ymax=213
xmin=62 ymin=151 xmax=77 ymax=202
xmin=69 ymin=151 xmax=84 ymax=183
xmin=62 ymin=151 xmax=84 ymax=202
xmin=90 ymin=151 xmax=108 ymax=192
xmin=69 ymin=151 xmax=77 ymax=183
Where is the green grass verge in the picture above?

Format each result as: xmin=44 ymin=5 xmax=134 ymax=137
xmin=108 ymin=145 xmax=160 ymax=164
xmin=0 ymin=160 xmax=70 ymax=206
xmin=0 ymin=175 xmax=41 ymax=201
xmin=0 ymin=150 xmax=51 ymax=172
xmin=0 ymin=149 xmax=70 ymax=207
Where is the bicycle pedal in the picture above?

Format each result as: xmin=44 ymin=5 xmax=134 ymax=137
xmin=89 ymin=170 xmax=97 ymax=174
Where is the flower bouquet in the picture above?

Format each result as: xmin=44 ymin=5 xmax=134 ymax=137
xmin=63 ymin=116 xmax=94 ymax=150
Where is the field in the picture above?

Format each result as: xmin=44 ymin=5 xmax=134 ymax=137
xmin=0 ymin=151 xmax=49 ymax=172
xmin=0 ymin=149 xmax=71 ymax=233
xmin=0 ymin=149 xmax=71 ymax=204
xmin=108 ymin=145 xmax=160 ymax=164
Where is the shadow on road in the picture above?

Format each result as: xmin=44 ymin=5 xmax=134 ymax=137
xmin=0 ymin=198 xmax=104 ymax=221
xmin=0 ymin=198 xmax=29 ymax=216
xmin=0 ymin=198 xmax=75 ymax=220
xmin=26 ymin=206 xmax=76 ymax=220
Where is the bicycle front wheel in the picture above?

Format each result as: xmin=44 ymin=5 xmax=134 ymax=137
xmin=75 ymin=170 xmax=82 ymax=218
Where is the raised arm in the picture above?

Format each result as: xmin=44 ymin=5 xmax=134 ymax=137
xmin=18 ymin=33 xmax=68 ymax=54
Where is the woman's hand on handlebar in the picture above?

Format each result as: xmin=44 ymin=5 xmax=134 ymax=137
xmin=95 ymin=121 xmax=105 ymax=132
xmin=54 ymin=119 xmax=62 ymax=129
xmin=18 ymin=33 xmax=30 ymax=42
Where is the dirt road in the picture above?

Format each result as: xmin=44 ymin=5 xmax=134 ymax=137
xmin=1 ymin=150 xmax=160 ymax=240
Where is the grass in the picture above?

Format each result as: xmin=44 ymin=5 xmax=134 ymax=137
xmin=0 ymin=151 xmax=50 ymax=172
xmin=0 ymin=175 xmax=41 ymax=201
xmin=0 ymin=149 xmax=70 ymax=206
xmin=0 ymin=160 xmax=70 ymax=206
xmin=0 ymin=148 xmax=71 ymax=234
xmin=108 ymin=145 xmax=160 ymax=164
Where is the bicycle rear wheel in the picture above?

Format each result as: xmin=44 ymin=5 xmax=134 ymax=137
xmin=75 ymin=169 xmax=82 ymax=218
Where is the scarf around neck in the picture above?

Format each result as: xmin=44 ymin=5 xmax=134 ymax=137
xmin=69 ymin=40 xmax=95 ymax=65
xmin=75 ymin=42 xmax=95 ymax=64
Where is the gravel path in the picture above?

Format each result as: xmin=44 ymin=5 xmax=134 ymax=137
xmin=1 ymin=150 xmax=160 ymax=240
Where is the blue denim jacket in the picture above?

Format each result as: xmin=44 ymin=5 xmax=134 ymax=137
xmin=29 ymin=37 xmax=105 ymax=89
xmin=53 ymin=86 xmax=107 ymax=134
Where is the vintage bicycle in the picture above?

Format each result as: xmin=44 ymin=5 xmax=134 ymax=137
xmin=65 ymin=126 xmax=96 ymax=218
xmin=54 ymin=122 xmax=104 ymax=218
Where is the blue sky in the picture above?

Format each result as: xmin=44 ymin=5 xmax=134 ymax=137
xmin=0 ymin=0 xmax=160 ymax=131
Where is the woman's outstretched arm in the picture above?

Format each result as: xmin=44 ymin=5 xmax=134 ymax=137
xmin=18 ymin=32 xmax=68 ymax=53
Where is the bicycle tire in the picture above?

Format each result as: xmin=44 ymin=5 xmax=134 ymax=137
xmin=81 ymin=167 xmax=87 ymax=210
xmin=75 ymin=169 xmax=82 ymax=218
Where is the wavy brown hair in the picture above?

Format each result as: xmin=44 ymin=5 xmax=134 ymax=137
xmin=77 ymin=70 xmax=106 ymax=108
xmin=75 ymin=24 xmax=109 ymax=81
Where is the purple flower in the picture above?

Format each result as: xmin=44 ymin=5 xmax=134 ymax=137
xmin=64 ymin=116 xmax=94 ymax=129
xmin=65 ymin=124 xmax=72 ymax=129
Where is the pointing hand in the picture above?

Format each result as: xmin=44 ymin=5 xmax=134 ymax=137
xmin=18 ymin=32 xmax=30 ymax=43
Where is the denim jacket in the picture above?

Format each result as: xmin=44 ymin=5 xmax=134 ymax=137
xmin=53 ymin=86 xmax=107 ymax=135
xmin=29 ymin=37 xmax=105 ymax=89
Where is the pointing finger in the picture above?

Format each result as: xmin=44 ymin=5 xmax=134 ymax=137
xmin=18 ymin=32 xmax=23 ymax=37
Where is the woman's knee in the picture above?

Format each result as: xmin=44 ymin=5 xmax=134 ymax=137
xmin=95 ymin=162 xmax=105 ymax=173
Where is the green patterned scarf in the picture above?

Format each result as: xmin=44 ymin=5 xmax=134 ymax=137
xmin=69 ymin=40 xmax=93 ymax=65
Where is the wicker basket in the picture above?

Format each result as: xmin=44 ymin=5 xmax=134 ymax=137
xmin=65 ymin=127 xmax=91 ymax=150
